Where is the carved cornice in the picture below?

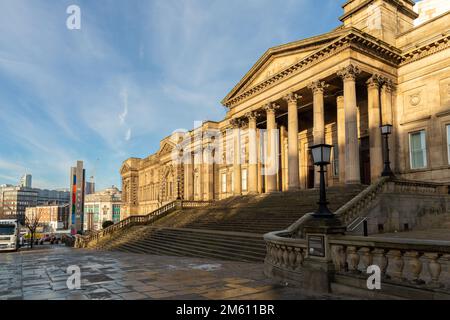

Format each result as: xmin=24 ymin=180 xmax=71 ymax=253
xmin=223 ymin=30 xmax=403 ymax=109
xmin=337 ymin=64 xmax=361 ymax=81
xmin=307 ymin=81 xmax=329 ymax=94
xmin=401 ymin=35 xmax=450 ymax=66
xmin=282 ymin=92 xmax=302 ymax=104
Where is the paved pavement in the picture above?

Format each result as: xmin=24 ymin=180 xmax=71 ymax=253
xmin=0 ymin=246 xmax=350 ymax=300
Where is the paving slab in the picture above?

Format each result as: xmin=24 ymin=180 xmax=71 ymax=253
xmin=0 ymin=246 xmax=350 ymax=300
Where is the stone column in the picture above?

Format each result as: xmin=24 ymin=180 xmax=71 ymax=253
xmin=381 ymin=79 xmax=395 ymax=172
xmin=194 ymin=147 xmax=203 ymax=200
xmin=230 ymin=119 xmax=242 ymax=195
xmin=338 ymin=64 xmax=361 ymax=185
xmin=308 ymin=81 xmax=328 ymax=188
xmin=264 ymin=103 xmax=280 ymax=193
xmin=336 ymin=96 xmax=346 ymax=184
xmin=257 ymin=129 xmax=263 ymax=194
xmin=203 ymin=146 xmax=214 ymax=201
xmin=280 ymin=125 xmax=287 ymax=191
xmin=246 ymin=111 xmax=260 ymax=194
xmin=185 ymin=151 xmax=194 ymax=200
xmin=367 ymin=74 xmax=383 ymax=180
xmin=283 ymin=93 xmax=302 ymax=191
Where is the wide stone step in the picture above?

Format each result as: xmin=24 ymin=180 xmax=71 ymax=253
xmin=126 ymin=235 xmax=266 ymax=259
xmin=135 ymin=230 xmax=266 ymax=253
xmin=182 ymin=225 xmax=287 ymax=234
xmin=115 ymin=242 xmax=263 ymax=263
xmin=114 ymin=234 xmax=265 ymax=262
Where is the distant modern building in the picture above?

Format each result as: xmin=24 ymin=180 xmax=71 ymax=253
xmin=0 ymin=186 xmax=38 ymax=224
xmin=35 ymin=188 xmax=70 ymax=206
xmin=0 ymin=181 xmax=70 ymax=224
xmin=84 ymin=186 xmax=121 ymax=232
xmin=19 ymin=174 xmax=32 ymax=188
xmin=25 ymin=204 xmax=69 ymax=232
xmin=69 ymin=161 xmax=86 ymax=234
xmin=85 ymin=178 xmax=95 ymax=196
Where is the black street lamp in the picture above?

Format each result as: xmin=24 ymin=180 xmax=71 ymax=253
xmin=381 ymin=124 xmax=394 ymax=177
xmin=310 ymin=144 xmax=334 ymax=218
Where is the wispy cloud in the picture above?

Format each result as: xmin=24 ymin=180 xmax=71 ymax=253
xmin=0 ymin=0 xmax=341 ymax=190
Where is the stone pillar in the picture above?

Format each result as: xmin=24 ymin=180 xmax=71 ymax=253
xmin=193 ymin=147 xmax=203 ymax=200
xmin=336 ymin=96 xmax=346 ymax=184
xmin=230 ymin=119 xmax=242 ymax=195
xmin=338 ymin=64 xmax=361 ymax=185
xmin=367 ymin=75 xmax=383 ymax=181
xmin=280 ymin=125 xmax=287 ymax=191
xmin=185 ymin=151 xmax=194 ymax=200
xmin=257 ymin=129 xmax=263 ymax=194
xmin=203 ymin=146 xmax=215 ymax=201
xmin=381 ymin=79 xmax=395 ymax=172
xmin=246 ymin=111 xmax=260 ymax=194
xmin=264 ymin=103 xmax=280 ymax=193
xmin=308 ymin=81 xmax=328 ymax=188
xmin=283 ymin=93 xmax=302 ymax=191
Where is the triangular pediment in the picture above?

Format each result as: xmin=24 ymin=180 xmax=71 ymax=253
xmin=242 ymin=51 xmax=316 ymax=91
xmin=158 ymin=140 xmax=176 ymax=157
xmin=120 ymin=163 xmax=130 ymax=175
xmin=222 ymin=29 xmax=345 ymax=106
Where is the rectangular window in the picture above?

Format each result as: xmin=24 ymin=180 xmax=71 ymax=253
xmin=221 ymin=173 xmax=227 ymax=193
xmin=242 ymin=169 xmax=248 ymax=191
xmin=447 ymin=125 xmax=450 ymax=165
xmin=409 ymin=130 xmax=427 ymax=169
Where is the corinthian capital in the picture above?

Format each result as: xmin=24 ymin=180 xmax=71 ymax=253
xmin=263 ymin=103 xmax=280 ymax=114
xmin=337 ymin=64 xmax=361 ymax=81
xmin=229 ymin=118 xmax=243 ymax=129
xmin=308 ymin=81 xmax=329 ymax=94
xmin=366 ymin=74 xmax=383 ymax=89
xmin=282 ymin=92 xmax=302 ymax=104
xmin=382 ymin=78 xmax=394 ymax=93
xmin=245 ymin=111 xmax=261 ymax=121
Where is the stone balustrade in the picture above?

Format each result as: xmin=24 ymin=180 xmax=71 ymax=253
xmin=387 ymin=179 xmax=449 ymax=195
xmin=329 ymin=235 xmax=450 ymax=290
xmin=181 ymin=200 xmax=214 ymax=208
xmin=264 ymin=232 xmax=308 ymax=272
xmin=335 ymin=177 xmax=389 ymax=225
xmin=75 ymin=200 xmax=213 ymax=248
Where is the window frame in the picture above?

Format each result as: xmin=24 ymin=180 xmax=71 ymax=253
xmin=409 ymin=130 xmax=428 ymax=170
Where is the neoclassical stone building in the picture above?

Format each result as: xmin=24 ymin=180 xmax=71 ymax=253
xmin=121 ymin=0 xmax=450 ymax=218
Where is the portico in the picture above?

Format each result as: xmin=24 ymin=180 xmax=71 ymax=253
xmin=120 ymin=0 xmax=450 ymax=218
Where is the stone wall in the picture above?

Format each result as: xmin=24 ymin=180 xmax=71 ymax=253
xmin=354 ymin=181 xmax=450 ymax=234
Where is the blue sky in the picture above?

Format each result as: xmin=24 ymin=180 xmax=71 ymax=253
xmin=0 ymin=0 xmax=343 ymax=190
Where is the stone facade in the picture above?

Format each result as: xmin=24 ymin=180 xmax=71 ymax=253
xmin=121 ymin=0 xmax=450 ymax=219
xmin=84 ymin=187 xmax=122 ymax=232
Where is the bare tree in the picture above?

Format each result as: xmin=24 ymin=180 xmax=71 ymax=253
xmin=25 ymin=210 xmax=42 ymax=249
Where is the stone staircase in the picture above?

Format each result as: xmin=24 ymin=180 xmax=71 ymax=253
xmin=96 ymin=185 xmax=366 ymax=262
